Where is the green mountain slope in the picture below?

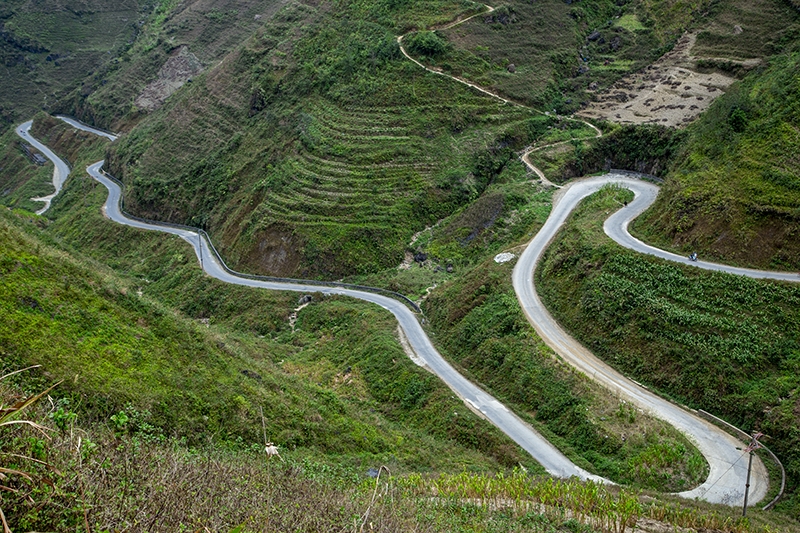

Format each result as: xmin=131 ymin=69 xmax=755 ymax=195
xmin=0 ymin=203 xmax=531 ymax=473
xmin=93 ymin=0 xmax=593 ymax=279
xmin=0 ymin=0 xmax=149 ymax=127
xmin=633 ymin=35 xmax=800 ymax=270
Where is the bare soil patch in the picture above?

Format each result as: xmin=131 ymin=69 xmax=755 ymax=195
xmin=576 ymin=33 xmax=751 ymax=128
xmin=134 ymin=45 xmax=203 ymax=112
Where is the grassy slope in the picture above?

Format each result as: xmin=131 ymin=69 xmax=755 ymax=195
xmin=8 ymin=400 xmax=785 ymax=533
xmin=537 ymin=186 xmax=800 ymax=513
xmin=633 ymin=35 xmax=800 ymax=270
xmin=417 ymin=0 xmax=658 ymax=112
xmin=2 ymin=186 xmax=540 ymax=478
xmin=95 ymin=0 xmax=574 ymax=280
xmin=424 ymin=256 xmax=708 ymax=493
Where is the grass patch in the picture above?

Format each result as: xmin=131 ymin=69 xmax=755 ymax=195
xmin=615 ymin=14 xmax=647 ymax=32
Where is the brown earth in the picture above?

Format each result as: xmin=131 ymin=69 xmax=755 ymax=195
xmin=576 ymin=33 xmax=757 ymax=128
xmin=134 ymin=45 xmax=203 ymax=112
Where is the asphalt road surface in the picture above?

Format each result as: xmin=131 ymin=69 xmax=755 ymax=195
xmin=14 ymin=121 xmax=71 ymax=215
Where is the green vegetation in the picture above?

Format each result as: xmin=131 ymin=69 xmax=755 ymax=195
xmin=2 ymin=197 xmax=544 ymax=480
xmin=691 ymin=0 xmax=800 ymax=60
xmin=538 ymin=186 xmax=800 ymax=513
xmin=542 ymin=123 xmax=687 ymax=183
xmin=0 ymin=126 xmax=54 ymax=212
xmin=614 ymin=14 xmax=647 ymax=33
xmin=3 ymin=0 xmax=800 ymax=527
xmin=90 ymin=0 xmax=567 ymax=280
xmin=424 ymin=255 xmax=708 ymax=492
xmin=0 ymin=0 xmax=150 ymax=126
xmin=633 ymin=35 xmax=800 ymax=270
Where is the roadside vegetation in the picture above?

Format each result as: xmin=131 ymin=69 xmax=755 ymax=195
xmin=632 ymin=35 xmax=800 ymax=270
xmin=0 ymin=126 xmax=54 ymax=212
xmin=538 ymin=186 xmax=800 ymax=515
xmin=2 ymin=199 xmax=544 ymax=482
xmin=4 ymin=371 xmax=796 ymax=531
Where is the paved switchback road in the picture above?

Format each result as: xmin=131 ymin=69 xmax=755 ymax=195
xmin=15 ymin=121 xmax=71 ymax=215
xmin=513 ymin=175 xmax=783 ymax=506
xmin=85 ymin=161 xmax=601 ymax=482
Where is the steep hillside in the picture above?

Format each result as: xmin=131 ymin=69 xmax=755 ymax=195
xmin=0 ymin=0 xmax=149 ymax=127
xmin=94 ymin=0 xmax=599 ymax=279
xmin=0 ymin=202 xmax=533 ymax=474
xmin=633 ymin=35 xmax=800 ymax=270
xmin=410 ymin=0 xmax=678 ymax=113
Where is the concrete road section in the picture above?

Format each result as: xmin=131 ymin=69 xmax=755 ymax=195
xmin=14 ymin=121 xmax=71 ymax=215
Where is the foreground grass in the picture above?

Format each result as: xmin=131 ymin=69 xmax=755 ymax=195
xmin=3 ymin=391 xmax=795 ymax=532
xmin=537 ymin=186 xmax=800 ymax=514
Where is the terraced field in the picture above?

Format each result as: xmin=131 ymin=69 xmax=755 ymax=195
xmin=224 ymin=95 xmax=537 ymax=276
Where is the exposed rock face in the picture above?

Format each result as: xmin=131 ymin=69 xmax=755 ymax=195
xmin=134 ymin=45 xmax=203 ymax=112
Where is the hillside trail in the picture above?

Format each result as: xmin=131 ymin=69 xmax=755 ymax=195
xmin=397 ymin=4 xmax=601 ymax=189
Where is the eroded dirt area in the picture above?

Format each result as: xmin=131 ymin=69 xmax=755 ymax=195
xmin=135 ymin=45 xmax=203 ymax=111
xmin=577 ymin=33 xmax=758 ymax=128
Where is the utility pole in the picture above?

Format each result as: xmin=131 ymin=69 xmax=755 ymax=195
xmin=742 ymin=432 xmax=763 ymax=517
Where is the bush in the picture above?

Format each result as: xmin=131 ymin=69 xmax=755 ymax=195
xmin=405 ymin=31 xmax=448 ymax=57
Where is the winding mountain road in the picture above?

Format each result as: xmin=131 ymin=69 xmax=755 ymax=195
xmin=512 ymin=175 xmax=794 ymax=506
xmin=15 ymin=121 xmax=71 ymax=215
xmin=17 ymin=118 xmax=790 ymax=507
xmin=84 ymin=159 xmax=601 ymax=482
